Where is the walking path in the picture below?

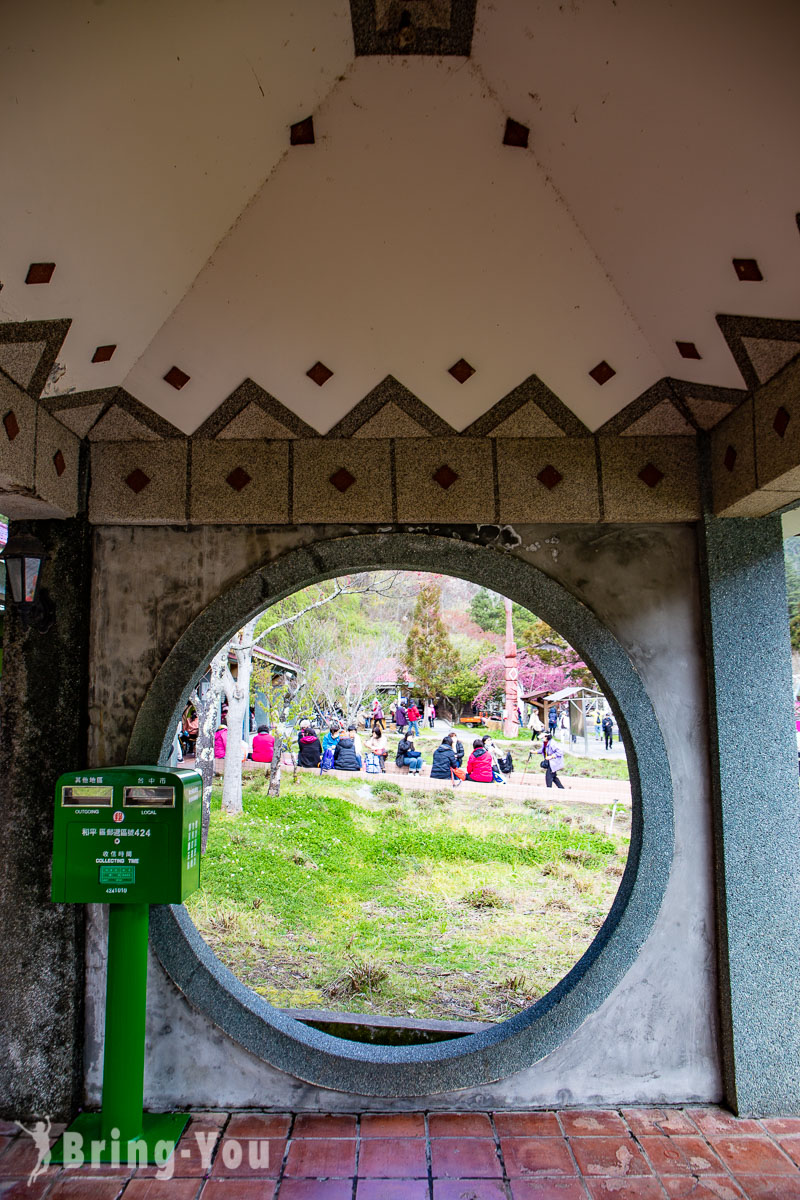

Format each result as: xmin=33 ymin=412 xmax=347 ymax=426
xmin=2 ymin=1105 xmax=799 ymax=1197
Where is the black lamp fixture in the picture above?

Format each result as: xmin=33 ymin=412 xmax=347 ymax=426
xmin=1 ymin=533 xmax=54 ymax=632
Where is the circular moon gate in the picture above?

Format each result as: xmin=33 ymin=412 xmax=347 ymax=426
xmin=128 ymin=532 xmax=673 ymax=1096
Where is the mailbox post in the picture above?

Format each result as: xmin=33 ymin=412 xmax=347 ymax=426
xmin=50 ymin=766 xmax=202 ymax=1163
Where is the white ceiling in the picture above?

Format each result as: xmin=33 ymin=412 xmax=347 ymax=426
xmin=1 ymin=0 xmax=798 ymax=434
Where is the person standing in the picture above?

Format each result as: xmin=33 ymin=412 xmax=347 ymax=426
xmin=428 ymin=702 xmax=436 ymax=728
xmin=548 ymin=705 xmax=558 ymax=737
xmin=529 ymin=708 xmax=544 ymax=748
xmin=406 ymin=701 xmax=421 ymax=735
xmin=542 ymin=733 xmax=565 ymax=789
xmin=395 ymin=702 xmax=407 ymax=733
xmin=602 ymin=713 xmax=614 ymax=751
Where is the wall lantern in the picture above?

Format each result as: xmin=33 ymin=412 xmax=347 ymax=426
xmin=0 ymin=533 xmax=54 ymax=632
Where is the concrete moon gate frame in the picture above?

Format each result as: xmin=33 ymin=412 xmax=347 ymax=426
xmin=128 ymin=531 xmax=673 ymax=1097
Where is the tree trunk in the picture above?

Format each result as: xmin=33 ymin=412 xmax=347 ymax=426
xmin=267 ymin=734 xmax=285 ymax=796
xmin=194 ymin=685 xmax=218 ymax=854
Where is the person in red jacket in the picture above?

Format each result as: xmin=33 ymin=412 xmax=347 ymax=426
xmin=251 ymin=724 xmax=275 ymax=763
xmin=466 ymin=738 xmax=494 ymax=783
xmin=406 ymin=702 xmax=421 ymax=735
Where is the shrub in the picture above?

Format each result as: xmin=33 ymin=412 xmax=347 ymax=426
xmin=323 ymin=956 xmax=389 ymax=999
xmin=371 ymin=780 xmax=402 ymax=799
xmin=463 ymin=886 xmax=510 ymax=910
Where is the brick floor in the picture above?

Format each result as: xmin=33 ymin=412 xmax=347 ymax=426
xmin=1 ymin=1106 xmax=800 ymax=1198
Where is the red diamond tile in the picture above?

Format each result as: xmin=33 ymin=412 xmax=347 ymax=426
xmin=429 ymin=1114 xmax=493 ymax=1138
xmin=292 ymin=1114 xmax=356 ymax=1139
xmin=53 ymin=449 xmax=66 ymax=476
xmin=434 ymin=1181 xmax=506 ymax=1200
xmin=723 ymin=445 xmax=737 ymax=472
xmin=432 ymin=464 xmax=459 ymax=490
xmin=123 ymin=1179 xmax=202 ymax=1199
xmin=621 ymin=1108 xmax=698 ymax=1137
xmin=164 ymin=366 xmax=190 ymax=390
xmin=503 ymin=118 xmax=530 ymax=148
xmin=559 ymin=1111 xmax=628 ymax=1137
xmin=761 ymin=1119 xmax=800 ymax=1137
xmin=589 ymin=361 xmax=616 ymax=386
xmin=284 ymin=1137 xmax=355 ymax=1178
xmin=283 ymin=1181 xmax=354 ymax=1200
xmin=508 ymin=1182 xmax=589 ymax=1200
xmin=290 ymin=116 xmax=315 ymax=146
xmin=773 ymin=406 xmax=791 ymax=437
xmin=44 ymin=1181 xmax=126 ymax=1199
xmin=729 ymin=1178 xmax=800 ymax=1199
xmin=733 ymin=258 xmax=763 ymax=281
xmin=202 ymin=1182 xmax=281 ymax=1200
xmin=638 ymin=1134 xmax=724 ymax=1175
xmin=569 ymin=1136 xmax=651 ymax=1177
xmin=431 ymin=1139 xmax=502 ymax=1179
xmin=91 ymin=345 xmax=116 ymax=363
xmin=358 ymin=1181 xmax=429 ymax=1200
xmin=708 ymin=1135 xmax=797 ymax=1176
xmin=638 ymin=462 xmax=664 ymax=489
xmin=0 ymin=1182 xmax=62 ymax=1200
xmin=676 ymin=341 xmax=702 ymax=360
xmin=307 ymin=362 xmax=333 ymax=387
xmin=226 ymin=466 xmax=252 ymax=493
xmin=774 ymin=1136 xmax=800 ymax=1167
xmin=3 ymin=410 xmax=19 ymax=441
xmin=360 ymin=1113 xmax=425 ymax=1138
xmin=501 ymin=1136 xmax=576 ymax=1178
xmin=357 ymin=1138 xmax=427 ymax=1178
xmin=537 ymin=464 xmax=563 ymax=491
xmin=687 ymin=1109 xmax=763 ymax=1138
xmin=584 ymin=1180 xmax=664 ymax=1200
xmin=188 ymin=1111 xmax=228 ymax=1127
xmin=225 ymin=1114 xmax=290 ymax=1139
xmin=495 ymin=1114 xmax=561 ymax=1138
xmin=0 ymin=1137 xmax=60 ymax=1178
xmin=210 ymin=1136 xmax=284 ymax=1177
xmin=329 ymin=467 xmax=355 ymax=493
xmin=25 ymin=262 xmax=55 ymax=284
xmin=662 ymin=1179 xmax=746 ymax=1199
xmin=125 ymin=468 xmax=150 ymax=494
xmin=448 ymin=358 xmax=475 ymax=384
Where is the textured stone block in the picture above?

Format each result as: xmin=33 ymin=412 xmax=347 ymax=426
xmin=395 ymin=438 xmax=495 ymax=523
xmin=190 ymin=441 xmax=289 ymax=524
xmin=600 ymin=437 xmax=700 ymax=521
xmin=292 ymin=440 xmax=392 ymax=522
xmin=495 ymin=438 xmax=599 ymax=521
xmin=0 ymin=374 xmax=36 ymax=493
xmin=89 ymin=441 xmax=187 ymax=524
xmin=753 ymin=359 xmax=800 ymax=491
xmin=34 ymin=406 xmax=81 ymax=517
xmin=710 ymin=399 xmax=757 ymax=516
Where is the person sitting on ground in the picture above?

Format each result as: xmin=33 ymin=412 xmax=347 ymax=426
xmin=297 ymin=726 xmax=322 ymax=768
xmin=213 ymin=717 xmax=227 ymax=775
xmin=466 ymin=737 xmax=494 ymax=783
xmin=396 ymin=732 xmax=423 ymax=774
xmin=430 ymin=735 xmax=459 ymax=780
xmin=296 ymin=718 xmax=310 ymax=749
xmin=180 ymin=707 xmax=199 ymax=757
xmin=333 ymin=729 xmax=362 ymax=771
xmin=365 ymin=722 xmax=389 ymax=772
xmin=448 ymin=730 xmax=465 ymax=768
xmin=542 ymin=733 xmax=565 ymax=789
xmin=322 ymin=723 xmax=340 ymax=754
xmin=251 ymin=724 xmax=275 ymax=764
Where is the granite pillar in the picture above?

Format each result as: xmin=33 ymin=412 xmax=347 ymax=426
xmin=698 ymin=513 xmax=800 ymax=1115
xmin=0 ymin=513 xmax=93 ymax=1119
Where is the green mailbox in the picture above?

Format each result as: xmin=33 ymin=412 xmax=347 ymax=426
xmin=52 ymin=765 xmax=201 ymax=904
xmin=50 ymin=765 xmax=202 ymax=1165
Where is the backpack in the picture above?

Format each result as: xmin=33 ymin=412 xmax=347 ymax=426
xmin=364 ymin=752 xmax=381 ymax=774
xmin=498 ymin=751 xmax=513 ymax=775
xmin=320 ymin=746 xmax=336 ymax=772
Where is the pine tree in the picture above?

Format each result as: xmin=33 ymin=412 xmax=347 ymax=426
xmin=404 ymin=581 xmax=454 ymax=702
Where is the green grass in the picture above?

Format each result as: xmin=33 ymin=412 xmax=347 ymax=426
xmin=186 ymin=777 xmax=629 ymax=1023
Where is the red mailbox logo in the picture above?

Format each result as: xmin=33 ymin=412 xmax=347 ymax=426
xmin=112 ymin=811 xmax=124 ymax=824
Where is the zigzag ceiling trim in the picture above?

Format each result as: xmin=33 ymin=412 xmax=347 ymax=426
xmin=324 ymin=375 xmax=455 ymax=439
xmin=717 ymin=314 xmax=800 ymax=391
xmin=194 ymin=379 xmax=319 ymax=440
xmin=462 ymin=375 xmax=590 ymax=439
xmin=0 ymin=318 xmax=71 ymax=400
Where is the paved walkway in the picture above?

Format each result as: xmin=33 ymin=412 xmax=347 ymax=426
xmin=2 ymin=1106 xmax=799 ymax=1197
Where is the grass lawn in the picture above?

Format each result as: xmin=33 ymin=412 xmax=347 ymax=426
xmin=187 ymin=773 xmax=630 ymax=1024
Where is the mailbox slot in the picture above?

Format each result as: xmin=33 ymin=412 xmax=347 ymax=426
xmin=123 ymin=786 xmax=175 ymax=808
xmin=62 ymin=785 xmax=113 ymax=807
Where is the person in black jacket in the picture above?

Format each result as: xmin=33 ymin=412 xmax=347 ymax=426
xmin=430 ymin=737 xmax=459 ymax=780
xmin=297 ymin=726 xmax=322 ymax=768
xmin=333 ymin=733 xmax=361 ymax=771
xmin=396 ymin=734 xmax=423 ymax=774
xmin=447 ymin=730 xmax=464 ymax=767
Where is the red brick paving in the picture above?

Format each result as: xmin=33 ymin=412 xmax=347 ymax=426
xmin=1 ymin=1105 xmax=799 ymax=1197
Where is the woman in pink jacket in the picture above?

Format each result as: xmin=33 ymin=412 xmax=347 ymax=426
xmin=466 ymin=738 xmax=494 ymax=783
